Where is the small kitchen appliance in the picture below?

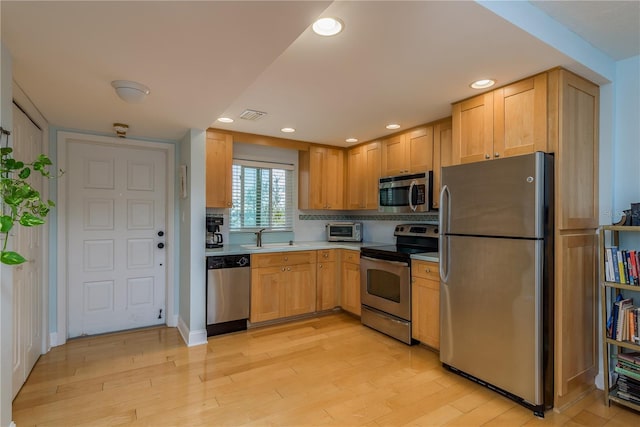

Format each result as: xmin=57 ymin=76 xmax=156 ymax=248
xmin=206 ymin=215 xmax=224 ymax=249
xmin=360 ymin=224 xmax=439 ymax=344
xmin=378 ymin=171 xmax=433 ymax=213
xmin=326 ymin=222 xmax=363 ymax=242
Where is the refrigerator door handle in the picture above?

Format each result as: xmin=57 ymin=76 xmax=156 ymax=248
xmin=439 ymin=184 xmax=450 ymax=283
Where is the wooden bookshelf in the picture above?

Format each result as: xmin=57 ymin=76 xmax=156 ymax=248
xmin=600 ymin=225 xmax=640 ymax=412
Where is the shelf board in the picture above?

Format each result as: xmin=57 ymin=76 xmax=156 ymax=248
xmin=602 ymin=282 xmax=640 ymax=291
xmin=605 ymin=337 xmax=640 ymax=351
xmin=602 ymin=225 xmax=640 ymax=232
xmin=608 ymin=387 xmax=640 ymax=412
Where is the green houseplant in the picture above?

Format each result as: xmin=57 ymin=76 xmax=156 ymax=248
xmin=0 ymin=146 xmax=57 ymax=265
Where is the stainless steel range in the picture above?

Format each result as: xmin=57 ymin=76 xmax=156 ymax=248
xmin=360 ymin=224 xmax=439 ymax=344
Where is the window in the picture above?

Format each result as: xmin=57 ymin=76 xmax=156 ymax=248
xmin=230 ymin=159 xmax=294 ymax=231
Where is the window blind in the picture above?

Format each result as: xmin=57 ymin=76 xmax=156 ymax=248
xmin=230 ymin=160 xmax=294 ymax=231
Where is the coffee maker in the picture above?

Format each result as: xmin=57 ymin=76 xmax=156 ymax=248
xmin=206 ymin=215 xmax=224 ymax=249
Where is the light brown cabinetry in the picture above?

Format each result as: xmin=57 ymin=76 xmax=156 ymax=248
xmin=340 ymin=250 xmax=361 ymax=315
xmin=452 ymin=74 xmax=548 ymax=165
xmin=346 ymin=141 xmax=381 ymax=210
xmin=411 ymin=260 xmax=440 ymax=349
xmin=299 ymin=146 xmax=344 ymax=210
xmin=550 ymin=69 xmax=599 ymax=410
xmin=381 ymin=126 xmax=433 ymax=176
xmin=432 ymin=119 xmax=452 ymax=209
xmin=316 ymin=249 xmax=338 ymax=311
xmin=250 ymin=251 xmax=317 ymax=323
xmin=205 ymin=130 xmax=233 ymax=208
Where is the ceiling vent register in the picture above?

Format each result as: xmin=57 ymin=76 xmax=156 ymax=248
xmin=239 ymin=109 xmax=267 ymax=121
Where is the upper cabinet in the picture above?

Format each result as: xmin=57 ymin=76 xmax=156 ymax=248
xmin=346 ymin=141 xmax=381 ymax=210
xmin=549 ymin=69 xmax=599 ymax=231
xmin=381 ymin=126 xmax=433 ymax=176
xmin=299 ymin=146 xmax=345 ymax=210
xmin=432 ymin=119 xmax=452 ymax=209
xmin=452 ymin=74 xmax=548 ymax=164
xmin=206 ymin=130 xmax=233 ymax=208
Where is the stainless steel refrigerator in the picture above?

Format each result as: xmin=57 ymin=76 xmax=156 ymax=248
xmin=439 ymin=152 xmax=553 ymax=416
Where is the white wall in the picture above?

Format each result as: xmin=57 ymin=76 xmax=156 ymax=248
xmin=178 ymin=129 xmax=207 ymax=346
xmin=0 ymin=41 xmax=14 ymax=427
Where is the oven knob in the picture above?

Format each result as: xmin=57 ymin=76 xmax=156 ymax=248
xmin=433 ymin=228 xmax=439 ymax=234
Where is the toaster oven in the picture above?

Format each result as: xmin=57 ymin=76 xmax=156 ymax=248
xmin=326 ymin=222 xmax=363 ymax=242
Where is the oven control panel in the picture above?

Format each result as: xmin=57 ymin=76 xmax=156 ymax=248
xmin=394 ymin=224 xmax=439 ymax=238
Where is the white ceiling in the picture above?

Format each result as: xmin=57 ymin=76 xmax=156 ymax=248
xmin=2 ymin=1 xmax=639 ymax=147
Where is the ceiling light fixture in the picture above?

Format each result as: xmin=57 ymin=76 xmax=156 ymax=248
xmin=345 ymin=138 xmax=358 ymax=143
xmin=281 ymin=127 xmax=296 ymax=133
xmin=217 ymin=117 xmax=234 ymax=123
xmin=312 ymin=17 xmax=344 ymax=36
xmin=111 ymin=80 xmax=150 ymax=103
xmin=470 ymin=79 xmax=496 ymax=89
xmin=386 ymin=124 xmax=401 ymax=130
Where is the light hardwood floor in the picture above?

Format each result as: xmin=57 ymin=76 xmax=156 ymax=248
xmin=12 ymin=313 xmax=640 ymax=426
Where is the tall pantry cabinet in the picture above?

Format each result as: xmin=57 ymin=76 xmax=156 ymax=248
xmin=451 ymin=67 xmax=599 ymax=410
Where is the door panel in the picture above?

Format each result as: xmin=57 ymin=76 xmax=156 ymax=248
xmin=67 ymin=142 xmax=167 ymax=337
xmin=12 ymin=104 xmax=45 ymax=398
xmin=440 ymin=234 xmax=544 ymax=405
xmin=441 ymin=152 xmax=548 ymax=238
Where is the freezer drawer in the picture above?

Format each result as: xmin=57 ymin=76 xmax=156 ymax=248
xmin=440 ymin=234 xmax=544 ymax=405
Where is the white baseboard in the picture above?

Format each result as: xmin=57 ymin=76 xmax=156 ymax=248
xmin=177 ymin=317 xmax=208 ymax=347
xmin=595 ymin=371 xmax=605 ymax=390
xmin=10 ymin=421 xmax=17 ymax=427
xmin=49 ymin=332 xmax=58 ymax=347
xmin=167 ymin=314 xmax=178 ymax=328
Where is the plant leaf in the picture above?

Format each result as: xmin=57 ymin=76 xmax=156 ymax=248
xmin=19 ymin=213 xmax=45 ymax=227
xmin=0 ymin=215 xmax=13 ymax=233
xmin=19 ymin=167 xmax=31 ymax=179
xmin=1 ymin=251 xmax=27 ymax=265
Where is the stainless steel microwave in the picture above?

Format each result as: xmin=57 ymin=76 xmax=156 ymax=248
xmin=326 ymin=222 xmax=363 ymax=242
xmin=378 ymin=171 xmax=432 ymax=213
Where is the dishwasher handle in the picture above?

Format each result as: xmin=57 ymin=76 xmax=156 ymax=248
xmin=207 ymin=255 xmax=251 ymax=269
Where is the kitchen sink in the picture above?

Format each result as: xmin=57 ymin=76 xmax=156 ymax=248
xmin=240 ymin=242 xmax=299 ymax=250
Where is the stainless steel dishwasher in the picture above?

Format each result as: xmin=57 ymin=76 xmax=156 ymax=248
xmin=206 ymin=254 xmax=251 ymax=336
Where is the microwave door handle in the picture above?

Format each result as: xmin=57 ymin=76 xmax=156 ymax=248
xmin=439 ymin=184 xmax=450 ymax=283
xmin=409 ymin=180 xmax=417 ymax=212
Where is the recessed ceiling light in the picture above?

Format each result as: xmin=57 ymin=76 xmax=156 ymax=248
xmin=312 ymin=17 xmax=344 ymax=36
xmin=345 ymin=138 xmax=358 ymax=143
xmin=217 ymin=117 xmax=234 ymax=123
xmin=281 ymin=127 xmax=296 ymax=133
xmin=386 ymin=124 xmax=401 ymax=130
xmin=470 ymin=79 xmax=496 ymax=89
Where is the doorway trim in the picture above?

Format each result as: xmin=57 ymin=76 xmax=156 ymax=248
xmin=56 ymin=131 xmax=176 ymax=345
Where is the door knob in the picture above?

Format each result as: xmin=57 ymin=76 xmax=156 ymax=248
xmin=158 ymin=231 xmax=164 ymax=237
xmin=157 ymin=242 xmax=165 ymax=249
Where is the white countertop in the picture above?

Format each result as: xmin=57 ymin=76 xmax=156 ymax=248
xmin=205 ymin=241 xmax=440 ymax=263
xmin=205 ymin=241 xmax=383 ymax=257
xmin=411 ymin=252 xmax=440 ymax=263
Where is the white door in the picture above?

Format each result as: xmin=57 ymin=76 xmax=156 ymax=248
xmin=67 ymin=142 xmax=167 ymax=337
xmin=12 ymin=104 xmax=45 ymax=397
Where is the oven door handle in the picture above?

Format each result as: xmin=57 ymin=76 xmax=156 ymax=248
xmin=360 ymin=256 xmax=410 ymax=267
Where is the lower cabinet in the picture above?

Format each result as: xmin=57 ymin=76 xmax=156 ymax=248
xmin=250 ymin=251 xmax=317 ymax=323
xmin=411 ymin=260 xmax=440 ymax=349
xmin=317 ymin=249 xmax=339 ymax=311
xmin=340 ymin=250 xmax=361 ymax=315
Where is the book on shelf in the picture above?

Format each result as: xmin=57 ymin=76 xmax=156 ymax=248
xmin=615 ymin=364 xmax=640 ymax=381
xmin=611 ymin=246 xmax=622 ymax=283
xmin=618 ymin=351 xmax=640 ymax=365
xmin=608 ymin=293 xmax=624 ymax=338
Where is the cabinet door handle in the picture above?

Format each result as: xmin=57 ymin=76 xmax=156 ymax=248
xmin=287 ymin=267 xmax=291 ymax=271
xmin=281 ymin=267 xmax=286 ymax=272
xmin=319 ymin=264 xmax=323 ymax=269
xmin=494 ymin=152 xmax=500 ymax=158
xmin=485 ymin=154 xmax=491 ymax=159
xmin=425 ymin=268 xmax=431 ymax=273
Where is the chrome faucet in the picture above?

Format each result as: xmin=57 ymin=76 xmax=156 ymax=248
xmin=255 ymin=228 xmax=267 ymax=247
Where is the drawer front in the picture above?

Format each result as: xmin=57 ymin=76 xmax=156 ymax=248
xmin=253 ymin=250 xmax=317 ymax=268
xmin=412 ymin=260 xmax=439 ymax=281
xmin=317 ymin=249 xmax=336 ymax=262
xmin=341 ymin=249 xmax=360 ymax=265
